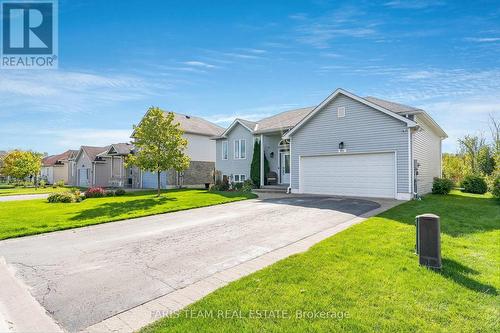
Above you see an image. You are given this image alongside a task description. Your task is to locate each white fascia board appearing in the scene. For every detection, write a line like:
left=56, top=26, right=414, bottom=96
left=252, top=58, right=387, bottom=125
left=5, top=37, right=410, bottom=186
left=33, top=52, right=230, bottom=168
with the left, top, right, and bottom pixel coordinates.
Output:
left=219, top=119, right=254, bottom=137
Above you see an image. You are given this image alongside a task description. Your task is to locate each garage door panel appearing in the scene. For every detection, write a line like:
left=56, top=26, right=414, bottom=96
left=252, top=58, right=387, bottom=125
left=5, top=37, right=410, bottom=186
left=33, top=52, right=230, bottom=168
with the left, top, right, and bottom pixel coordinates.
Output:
left=300, top=153, right=395, bottom=198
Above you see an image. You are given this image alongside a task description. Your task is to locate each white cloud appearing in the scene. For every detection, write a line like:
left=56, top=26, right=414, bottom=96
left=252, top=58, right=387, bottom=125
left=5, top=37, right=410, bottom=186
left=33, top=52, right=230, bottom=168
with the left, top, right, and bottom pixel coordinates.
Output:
left=464, top=37, right=500, bottom=43
left=42, top=128, right=133, bottom=149
left=291, top=7, right=379, bottom=48
left=0, top=69, right=171, bottom=114
left=384, top=0, right=445, bottom=9
left=183, top=61, right=216, bottom=68
left=204, top=103, right=302, bottom=125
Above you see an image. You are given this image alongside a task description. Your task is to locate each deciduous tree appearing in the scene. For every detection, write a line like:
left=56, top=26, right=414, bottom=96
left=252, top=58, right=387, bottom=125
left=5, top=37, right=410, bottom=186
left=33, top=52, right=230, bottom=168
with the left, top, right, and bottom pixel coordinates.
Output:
left=126, top=107, right=190, bottom=196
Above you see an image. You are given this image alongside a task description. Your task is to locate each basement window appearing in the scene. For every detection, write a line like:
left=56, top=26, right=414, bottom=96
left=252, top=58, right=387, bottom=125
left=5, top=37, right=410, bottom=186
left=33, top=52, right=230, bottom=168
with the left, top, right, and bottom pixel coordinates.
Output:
left=337, top=106, right=346, bottom=118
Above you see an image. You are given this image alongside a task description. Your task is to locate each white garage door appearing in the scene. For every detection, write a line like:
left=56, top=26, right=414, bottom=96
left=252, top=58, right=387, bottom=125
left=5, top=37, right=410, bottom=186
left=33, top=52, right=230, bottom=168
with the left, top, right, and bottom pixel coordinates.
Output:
left=300, top=153, right=396, bottom=198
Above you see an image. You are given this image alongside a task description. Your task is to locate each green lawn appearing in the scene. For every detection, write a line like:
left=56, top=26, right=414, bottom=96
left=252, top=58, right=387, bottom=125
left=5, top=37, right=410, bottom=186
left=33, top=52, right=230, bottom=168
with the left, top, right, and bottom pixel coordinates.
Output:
left=143, top=191, right=500, bottom=333
left=0, top=186, right=78, bottom=196
left=0, top=189, right=256, bottom=240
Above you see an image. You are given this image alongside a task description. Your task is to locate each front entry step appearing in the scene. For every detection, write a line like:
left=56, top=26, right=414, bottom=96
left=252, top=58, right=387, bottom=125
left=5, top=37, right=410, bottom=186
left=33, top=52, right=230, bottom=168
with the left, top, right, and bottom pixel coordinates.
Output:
left=253, top=185, right=289, bottom=193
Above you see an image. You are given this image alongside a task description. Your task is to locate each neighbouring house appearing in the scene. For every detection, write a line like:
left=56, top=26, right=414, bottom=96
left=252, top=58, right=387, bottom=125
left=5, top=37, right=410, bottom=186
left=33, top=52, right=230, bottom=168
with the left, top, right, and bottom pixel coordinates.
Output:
left=74, top=145, right=110, bottom=187
left=214, top=88, right=447, bottom=200
left=133, top=111, right=224, bottom=189
left=95, top=143, right=140, bottom=188
left=41, top=150, right=79, bottom=185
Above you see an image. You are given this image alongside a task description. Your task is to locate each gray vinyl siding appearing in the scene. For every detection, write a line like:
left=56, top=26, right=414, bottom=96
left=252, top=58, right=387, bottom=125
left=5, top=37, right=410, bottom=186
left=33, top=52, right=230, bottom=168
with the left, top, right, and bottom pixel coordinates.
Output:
left=215, top=123, right=255, bottom=180
left=290, top=94, right=410, bottom=194
left=263, top=134, right=282, bottom=176
left=75, top=151, right=92, bottom=187
left=413, top=114, right=442, bottom=195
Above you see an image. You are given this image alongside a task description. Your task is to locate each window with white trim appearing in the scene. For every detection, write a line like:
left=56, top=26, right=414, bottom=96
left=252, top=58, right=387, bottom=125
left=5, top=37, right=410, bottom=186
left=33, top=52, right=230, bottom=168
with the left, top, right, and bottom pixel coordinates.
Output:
left=233, top=174, right=246, bottom=183
left=222, top=141, right=228, bottom=160
left=337, top=106, right=346, bottom=118
left=234, top=139, right=246, bottom=159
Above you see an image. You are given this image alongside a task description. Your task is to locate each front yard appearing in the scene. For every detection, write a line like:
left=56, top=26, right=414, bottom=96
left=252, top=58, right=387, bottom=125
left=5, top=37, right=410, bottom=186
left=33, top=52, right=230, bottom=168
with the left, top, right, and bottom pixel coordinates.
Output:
left=0, top=189, right=256, bottom=240
left=0, top=185, right=79, bottom=196
left=143, top=191, right=499, bottom=332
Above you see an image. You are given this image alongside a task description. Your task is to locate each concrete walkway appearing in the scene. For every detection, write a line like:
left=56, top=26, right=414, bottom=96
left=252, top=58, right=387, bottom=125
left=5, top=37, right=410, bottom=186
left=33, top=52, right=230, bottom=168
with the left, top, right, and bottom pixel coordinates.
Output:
left=0, top=193, right=49, bottom=202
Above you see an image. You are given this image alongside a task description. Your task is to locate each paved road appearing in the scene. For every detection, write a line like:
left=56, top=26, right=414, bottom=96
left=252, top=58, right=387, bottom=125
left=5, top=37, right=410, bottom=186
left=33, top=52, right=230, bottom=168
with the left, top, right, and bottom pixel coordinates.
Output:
left=0, top=193, right=49, bottom=202
left=0, top=196, right=380, bottom=332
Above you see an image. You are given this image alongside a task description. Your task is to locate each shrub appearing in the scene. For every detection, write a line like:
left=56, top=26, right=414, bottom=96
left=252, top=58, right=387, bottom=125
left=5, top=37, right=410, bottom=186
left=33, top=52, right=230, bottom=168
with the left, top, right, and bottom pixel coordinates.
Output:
left=461, top=175, right=488, bottom=194
left=233, top=182, right=243, bottom=191
left=84, top=187, right=106, bottom=198
left=492, top=176, right=500, bottom=200
left=39, top=180, right=46, bottom=188
left=431, top=177, right=454, bottom=195
left=55, top=180, right=65, bottom=187
left=242, top=179, right=254, bottom=192
left=105, top=190, right=115, bottom=197
left=47, top=192, right=75, bottom=203
left=209, top=179, right=230, bottom=192
left=115, top=188, right=126, bottom=196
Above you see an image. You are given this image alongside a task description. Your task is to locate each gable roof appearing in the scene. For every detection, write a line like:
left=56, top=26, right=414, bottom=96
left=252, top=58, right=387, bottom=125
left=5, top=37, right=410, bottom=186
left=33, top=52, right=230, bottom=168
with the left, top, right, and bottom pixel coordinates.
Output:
left=98, top=143, right=135, bottom=157
left=42, top=149, right=78, bottom=167
left=133, top=110, right=224, bottom=138
left=364, top=96, right=447, bottom=138
left=255, top=107, right=314, bottom=134
left=215, top=107, right=315, bottom=139
left=364, top=96, right=423, bottom=114
left=76, top=145, right=110, bottom=163
left=283, top=88, right=418, bottom=139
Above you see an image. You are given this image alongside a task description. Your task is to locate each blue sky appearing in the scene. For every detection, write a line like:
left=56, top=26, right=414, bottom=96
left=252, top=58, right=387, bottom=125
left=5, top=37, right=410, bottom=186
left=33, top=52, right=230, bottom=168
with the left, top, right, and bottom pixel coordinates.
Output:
left=1, top=0, right=499, bottom=154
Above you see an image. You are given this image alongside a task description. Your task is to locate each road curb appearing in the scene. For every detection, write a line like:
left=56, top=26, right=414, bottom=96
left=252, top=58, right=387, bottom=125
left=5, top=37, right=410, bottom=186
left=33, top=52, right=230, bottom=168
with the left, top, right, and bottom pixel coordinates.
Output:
left=0, top=257, right=63, bottom=333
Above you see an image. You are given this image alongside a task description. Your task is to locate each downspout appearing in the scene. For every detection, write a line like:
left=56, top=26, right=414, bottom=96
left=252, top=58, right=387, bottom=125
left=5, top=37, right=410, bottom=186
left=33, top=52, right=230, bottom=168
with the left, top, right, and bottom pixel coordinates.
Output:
left=260, top=134, right=264, bottom=187
left=287, top=136, right=292, bottom=194
left=92, top=162, right=96, bottom=186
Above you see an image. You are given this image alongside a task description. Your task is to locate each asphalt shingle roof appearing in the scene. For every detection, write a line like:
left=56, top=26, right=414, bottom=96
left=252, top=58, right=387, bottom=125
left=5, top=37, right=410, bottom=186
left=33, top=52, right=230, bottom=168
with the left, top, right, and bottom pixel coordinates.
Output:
left=81, top=146, right=110, bottom=161
left=42, top=149, right=78, bottom=166
left=255, top=107, right=315, bottom=133
left=167, top=112, right=224, bottom=137
left=364, top=96, right=422, bottom=114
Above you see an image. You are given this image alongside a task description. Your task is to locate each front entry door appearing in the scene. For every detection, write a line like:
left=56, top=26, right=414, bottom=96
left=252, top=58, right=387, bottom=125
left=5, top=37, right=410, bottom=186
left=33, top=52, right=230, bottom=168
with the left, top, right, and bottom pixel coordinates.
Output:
left=280, top=152, right=290, bottom=184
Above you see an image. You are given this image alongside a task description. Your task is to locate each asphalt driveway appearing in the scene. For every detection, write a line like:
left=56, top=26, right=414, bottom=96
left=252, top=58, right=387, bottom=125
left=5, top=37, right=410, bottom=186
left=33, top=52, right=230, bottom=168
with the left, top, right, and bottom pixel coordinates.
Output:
left=0, top=195, right=381, bottom=332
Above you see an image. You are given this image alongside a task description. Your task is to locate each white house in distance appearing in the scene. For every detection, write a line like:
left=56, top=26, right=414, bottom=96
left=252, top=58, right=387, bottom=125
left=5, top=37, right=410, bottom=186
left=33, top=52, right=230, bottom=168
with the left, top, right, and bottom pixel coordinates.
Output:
left=213, top=88, right=447, bottom=200
left=41, top=149, right=78, bottom=184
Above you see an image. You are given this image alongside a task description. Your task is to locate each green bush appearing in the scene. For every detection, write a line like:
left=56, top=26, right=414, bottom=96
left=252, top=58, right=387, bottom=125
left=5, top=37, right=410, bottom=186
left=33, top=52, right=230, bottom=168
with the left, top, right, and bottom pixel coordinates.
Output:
left=432, top=177, right=454, bottom=194
left=115, top=188, right=126, bottom=196
left=242, top=179, right=254, bottom=192
left=209, top=179, right=230, bottom=192
left=39, top=180, right=46, bottom=188
left=232, top=182, right=242, bottom=191
left=47, top=192, right=75, bottom=203
left=461, top=175, right=488, bottom=194
left=105, top=190, right=115, bottom=197
left=54, top=180, right=65, bottom=187
left=491, top=176, right=500, bottom=200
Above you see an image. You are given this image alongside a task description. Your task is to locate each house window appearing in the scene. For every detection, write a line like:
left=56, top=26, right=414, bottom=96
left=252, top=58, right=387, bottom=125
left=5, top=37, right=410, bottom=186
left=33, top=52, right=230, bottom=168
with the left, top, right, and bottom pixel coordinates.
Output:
left=222, top=141, right=228, bottom=160
left=234, top=139, right=246, bottom=159
left=337, top=106, right=346, bottom=118
left=233, top=174, right=246, bottom=183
